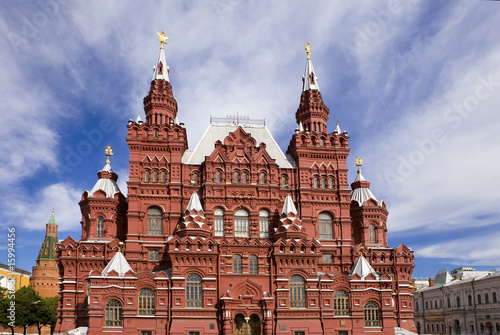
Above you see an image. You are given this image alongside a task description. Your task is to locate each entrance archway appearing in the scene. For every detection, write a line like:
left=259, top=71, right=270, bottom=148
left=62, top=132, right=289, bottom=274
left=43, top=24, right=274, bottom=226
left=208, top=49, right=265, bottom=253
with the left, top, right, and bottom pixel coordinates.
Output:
left=234, top=313, right=261, bottom=335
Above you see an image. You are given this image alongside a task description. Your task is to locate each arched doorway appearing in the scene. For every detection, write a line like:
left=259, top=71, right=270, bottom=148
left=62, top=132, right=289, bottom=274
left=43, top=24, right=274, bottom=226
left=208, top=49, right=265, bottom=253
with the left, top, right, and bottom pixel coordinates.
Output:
left=234, top=313, right=261, bottom=335
left=453, top=320, right=461, bottom=334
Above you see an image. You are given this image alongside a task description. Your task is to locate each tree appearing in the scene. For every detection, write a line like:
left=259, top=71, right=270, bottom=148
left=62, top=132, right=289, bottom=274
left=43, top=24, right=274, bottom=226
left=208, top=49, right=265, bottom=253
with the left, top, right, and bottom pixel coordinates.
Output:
left=0, top=286, right=41, bottom=335
left=34, top=296, right=58, bottom=335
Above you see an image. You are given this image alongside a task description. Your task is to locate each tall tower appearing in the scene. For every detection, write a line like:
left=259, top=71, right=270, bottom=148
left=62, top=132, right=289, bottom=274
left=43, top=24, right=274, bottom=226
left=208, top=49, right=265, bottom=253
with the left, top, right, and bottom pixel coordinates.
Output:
left=30, top=211, right=59, bottom=297
left=295, top=42, right=330, bottom=133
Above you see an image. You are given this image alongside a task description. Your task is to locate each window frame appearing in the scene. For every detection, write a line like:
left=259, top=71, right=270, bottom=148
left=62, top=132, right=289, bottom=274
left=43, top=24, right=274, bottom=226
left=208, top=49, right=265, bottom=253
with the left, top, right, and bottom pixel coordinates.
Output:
left=147, top=208, right=162, bottom=236
left=138, top=288, right=155, bottom=316
left=105, top=299, right=122, bottom=327
left=186, top=274, right=202, bottom=308
left=289, top=275, right=306, bottom=308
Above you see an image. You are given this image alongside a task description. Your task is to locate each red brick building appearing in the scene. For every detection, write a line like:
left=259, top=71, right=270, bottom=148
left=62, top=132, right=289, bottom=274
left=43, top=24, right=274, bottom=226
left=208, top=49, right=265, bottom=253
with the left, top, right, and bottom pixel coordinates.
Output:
left=55, top=35, right=416, bottom=335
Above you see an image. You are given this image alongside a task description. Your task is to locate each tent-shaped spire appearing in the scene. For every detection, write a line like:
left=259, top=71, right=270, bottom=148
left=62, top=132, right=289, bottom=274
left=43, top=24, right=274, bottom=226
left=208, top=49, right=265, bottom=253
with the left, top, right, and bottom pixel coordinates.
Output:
left=187, top=191, right=203, bottom=212
left=281, top=194, right=298, bottom=215
left=349, top=254, right=379, bottom=280
left=37, top=211, right=58, bottom=261
left=302, top=41, right=319, bottom=91
left=102, top=251, right=134, bottom=277
left=152, top=30, right=170, bottom=81
left=335, top=121, right=341, bottom=134
left=88, top=146, right=122, bottom=199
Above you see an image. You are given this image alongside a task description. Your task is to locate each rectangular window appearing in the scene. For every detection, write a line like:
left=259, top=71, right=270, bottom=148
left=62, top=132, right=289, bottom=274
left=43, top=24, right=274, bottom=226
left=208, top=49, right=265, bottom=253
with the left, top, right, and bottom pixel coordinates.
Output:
left=323, top=254, right=333, bottom=263
left=338, top=332, right=348, bottom=335
left=149, top=250, right=159, bottom=261
left=294, top=332, right=305, bottom=335
left=141, top=331, right=152, bottom=335
left=493, top=292, right=497, bottom=303
left=485, top=293, right=489, bottom=304
left=478, top=294, right=482, bottom=304
left=189, top=332, right=200, bottom=335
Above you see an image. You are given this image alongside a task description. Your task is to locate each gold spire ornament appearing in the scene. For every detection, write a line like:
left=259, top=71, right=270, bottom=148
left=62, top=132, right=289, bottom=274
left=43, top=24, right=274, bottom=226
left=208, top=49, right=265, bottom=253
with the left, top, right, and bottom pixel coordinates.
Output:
left=105, top=145, right=113, bottom=164
left=157, top=30, right=169, bottom=49
left=355, top=156, right=363, bottom=172
left=304, top=41, right=311, bottom=59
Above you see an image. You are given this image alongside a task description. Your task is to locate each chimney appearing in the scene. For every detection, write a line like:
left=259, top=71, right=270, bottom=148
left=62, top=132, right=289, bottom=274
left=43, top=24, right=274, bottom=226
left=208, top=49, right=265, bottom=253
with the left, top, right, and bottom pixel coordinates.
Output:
left=429, top=278, right=434, bottom=287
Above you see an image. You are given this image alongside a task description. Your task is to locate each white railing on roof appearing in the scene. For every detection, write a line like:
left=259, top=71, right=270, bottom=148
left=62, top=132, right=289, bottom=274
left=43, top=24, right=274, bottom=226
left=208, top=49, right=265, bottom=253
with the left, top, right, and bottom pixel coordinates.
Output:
left=210, top=114, right=265, bottom=127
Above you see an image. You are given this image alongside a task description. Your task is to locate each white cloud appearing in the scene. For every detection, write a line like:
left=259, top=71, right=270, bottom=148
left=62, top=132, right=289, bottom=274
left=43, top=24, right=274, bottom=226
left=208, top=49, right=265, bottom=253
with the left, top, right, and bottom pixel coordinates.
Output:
left=416, top=232, right=500, bottom=266
left=2, top=183, right=82, bottom=232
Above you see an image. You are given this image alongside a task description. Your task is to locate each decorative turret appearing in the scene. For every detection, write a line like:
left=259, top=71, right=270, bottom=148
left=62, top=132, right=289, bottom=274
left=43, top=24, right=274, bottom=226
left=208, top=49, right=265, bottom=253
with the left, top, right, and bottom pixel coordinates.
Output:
left=295, top=42, right=329, bottom=133
left=350, top=156, right=388, bottom=246
left=175, top=192, right=211, bottom=237
left=349, top=254, right=380, bottom=281
left=274, top=194, right=307, bottom=239
left=80, top=146, right=127, bottom=241
left=143, top=30, right=178, bottom=125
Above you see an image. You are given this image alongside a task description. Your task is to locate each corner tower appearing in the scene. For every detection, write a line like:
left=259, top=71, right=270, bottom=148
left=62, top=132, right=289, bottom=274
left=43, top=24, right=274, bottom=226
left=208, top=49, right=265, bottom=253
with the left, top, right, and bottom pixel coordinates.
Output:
left=30, top=211, right=59, bottom=297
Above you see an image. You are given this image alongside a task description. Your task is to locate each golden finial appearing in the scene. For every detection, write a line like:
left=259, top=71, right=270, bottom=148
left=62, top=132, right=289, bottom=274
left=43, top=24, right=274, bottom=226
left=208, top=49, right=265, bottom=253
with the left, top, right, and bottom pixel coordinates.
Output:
left=105, top=145, right=113, bottom=164
left=304, top=41, right=311, bottom=60
left=157, top=30, right=169, bottom=49
left=355, top=156, right=363, bottom=172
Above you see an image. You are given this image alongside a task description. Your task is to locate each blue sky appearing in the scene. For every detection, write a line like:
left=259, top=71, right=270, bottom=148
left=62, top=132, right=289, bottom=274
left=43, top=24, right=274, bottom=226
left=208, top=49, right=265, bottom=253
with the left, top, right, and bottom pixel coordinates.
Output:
left=1, top=1, right=499, bottom=278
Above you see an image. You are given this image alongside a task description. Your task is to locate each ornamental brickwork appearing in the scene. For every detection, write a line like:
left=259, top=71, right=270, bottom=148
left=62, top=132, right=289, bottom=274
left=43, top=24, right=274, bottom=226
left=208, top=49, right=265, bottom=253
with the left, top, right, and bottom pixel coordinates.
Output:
left=55, top=35, right=416, bottom=335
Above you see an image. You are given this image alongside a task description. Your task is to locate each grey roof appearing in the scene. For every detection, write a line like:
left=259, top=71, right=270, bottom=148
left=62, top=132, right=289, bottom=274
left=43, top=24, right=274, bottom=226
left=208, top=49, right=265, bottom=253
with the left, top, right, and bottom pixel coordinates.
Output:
left=351, top=170, right=383, bottom=207
left=87, top=161, right=122, bottom=199
left=183, top=124, right=296, bottom=168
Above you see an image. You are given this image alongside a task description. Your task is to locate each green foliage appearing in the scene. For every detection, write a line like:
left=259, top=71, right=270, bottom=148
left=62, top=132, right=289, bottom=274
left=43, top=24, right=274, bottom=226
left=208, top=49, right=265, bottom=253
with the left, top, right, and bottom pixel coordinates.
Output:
left=0, top=286, right=58, bottom=334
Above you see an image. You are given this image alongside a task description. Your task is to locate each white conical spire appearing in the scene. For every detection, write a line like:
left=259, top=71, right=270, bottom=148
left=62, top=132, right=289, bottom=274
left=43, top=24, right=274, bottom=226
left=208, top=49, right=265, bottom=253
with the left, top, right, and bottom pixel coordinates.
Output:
left=299, top=121, right=304, bottom=131
left=350, top=254, right=379, bottom=280
left=136, top=114, right=143, bottom=123
left=335, top=121, right=341, bottom=134
left=187, top=191, right=204, bottom=212
left=102, top=251, right=134, bottom=277
left=153, top=31, right=170, bottom=81
left=281, top=194, right=298, bottom=215
left=302, top=42, right=319, bottom=92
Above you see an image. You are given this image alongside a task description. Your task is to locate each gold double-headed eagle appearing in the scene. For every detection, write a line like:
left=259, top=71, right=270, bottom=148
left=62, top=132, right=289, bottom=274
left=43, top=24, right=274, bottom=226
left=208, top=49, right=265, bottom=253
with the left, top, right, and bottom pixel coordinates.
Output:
left=157, top=30, right=169, bottom=49
left=304, top=41, right=311, bottom=59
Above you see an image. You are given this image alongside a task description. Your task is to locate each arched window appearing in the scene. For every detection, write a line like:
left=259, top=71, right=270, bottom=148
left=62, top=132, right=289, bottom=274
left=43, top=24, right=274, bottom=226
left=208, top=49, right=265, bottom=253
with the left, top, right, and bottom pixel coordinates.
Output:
left=290, top=275, right=305, bottom=308
left=186, top=274, right=202, bottom=308
left=161, top=171, right=166, bottom=183
left=319, top=213, right=333, bottom=240
left=493, top=291, right=497, bottom=303
left=468, top=294, right=473, bottom=306
left=234, top=209, right=249, bottom=237
left=214, top=209, right=224, bottom=237
left=369, top=225, right=376, bottom=243
left=242, top=172, right=248, bottom=183
left=456, top=296, right=460, bottom=307
left=216, top=170, right=222, bottom=183
left=364, top=301, right=380, bottom=327
left=334, top=290, right=349, bottom=315
left=259, top=210, right=269, bottom=238
left=147, top=208, right=162, bottom=236
left=97, top=216, right=104, bottom=238
left=249, top=255, right=258, bottom=275
left=234, top=171, right=240, bottom=183
left=153, top=170, right=158, bottom=182
left=233, top=255, right=242, bottom=274
left=485, top=293, right=489, bottom=304
left=260, top=172, right=266, bottom=184
left=447, top=297, right=451, bottom=308
left=105, top=299, right=122, bottom=327
left=138, top=289, right=155, bottom=315
left=321, top=177, right=326, bottom=189
left=145, top=170, right=150, bottom=182
left=192, top=172, right=199, bottom=186
left=281, top=176, right=288, bottom=188
left=328, top=177, right=334, bottom=189
left=313, top=176, right=319, bottom=189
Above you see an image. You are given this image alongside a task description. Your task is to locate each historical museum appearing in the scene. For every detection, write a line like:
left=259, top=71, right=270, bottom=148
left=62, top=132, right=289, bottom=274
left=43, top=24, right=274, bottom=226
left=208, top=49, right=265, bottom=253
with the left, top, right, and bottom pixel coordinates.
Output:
left=55, top=32, right=416, bottom=335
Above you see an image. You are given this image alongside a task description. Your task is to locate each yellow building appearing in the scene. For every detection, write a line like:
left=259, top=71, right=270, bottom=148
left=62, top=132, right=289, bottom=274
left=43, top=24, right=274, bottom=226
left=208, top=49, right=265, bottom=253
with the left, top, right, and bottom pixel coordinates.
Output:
left=0, top=263, right=31, bottom=291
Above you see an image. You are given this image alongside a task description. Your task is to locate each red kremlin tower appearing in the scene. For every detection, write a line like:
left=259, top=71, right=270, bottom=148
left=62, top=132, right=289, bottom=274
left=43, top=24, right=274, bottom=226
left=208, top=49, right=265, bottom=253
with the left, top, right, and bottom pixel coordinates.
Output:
left=55, top=34, right=415, bottom=335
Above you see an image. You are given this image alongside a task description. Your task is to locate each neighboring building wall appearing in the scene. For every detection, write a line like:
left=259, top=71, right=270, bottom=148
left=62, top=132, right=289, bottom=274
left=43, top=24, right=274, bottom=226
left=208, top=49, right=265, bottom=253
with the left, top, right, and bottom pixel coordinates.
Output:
left=414, top=269, right=500, bottom=335
left=0, top=263, right=30, bottom=291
